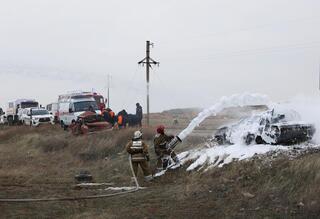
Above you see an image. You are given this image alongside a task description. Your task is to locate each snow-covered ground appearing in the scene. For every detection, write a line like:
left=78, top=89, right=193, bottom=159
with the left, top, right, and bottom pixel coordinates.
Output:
left=175, top=93, right=320, bottom=172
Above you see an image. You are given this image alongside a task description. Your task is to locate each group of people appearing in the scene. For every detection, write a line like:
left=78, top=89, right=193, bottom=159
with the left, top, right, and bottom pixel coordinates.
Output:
left=102, top=103, right=143, bottom=128
left=126, top=125, right=181, bottom=182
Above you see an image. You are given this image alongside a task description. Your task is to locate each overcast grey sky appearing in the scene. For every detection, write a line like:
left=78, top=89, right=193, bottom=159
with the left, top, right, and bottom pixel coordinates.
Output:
left=1, top=0, right=320, bottom=113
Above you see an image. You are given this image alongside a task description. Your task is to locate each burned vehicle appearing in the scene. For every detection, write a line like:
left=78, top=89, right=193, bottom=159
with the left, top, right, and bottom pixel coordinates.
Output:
left=214, top=109, right=315, bottom=145
left=70, top=111, right=112, bottom=135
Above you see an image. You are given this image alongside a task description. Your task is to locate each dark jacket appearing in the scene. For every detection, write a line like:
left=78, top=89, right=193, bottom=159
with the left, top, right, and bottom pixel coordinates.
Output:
left=126, top=139, right=149, bottom=162
left=154, top=133, right=174, bottom=156
left=136, top=105, right=143, bottom=119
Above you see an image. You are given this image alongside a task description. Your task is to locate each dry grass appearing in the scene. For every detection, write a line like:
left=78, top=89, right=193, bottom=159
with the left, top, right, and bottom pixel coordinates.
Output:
left=1, top=120, right=320, bottom=218
left=35, top=136, right=69, bottom=152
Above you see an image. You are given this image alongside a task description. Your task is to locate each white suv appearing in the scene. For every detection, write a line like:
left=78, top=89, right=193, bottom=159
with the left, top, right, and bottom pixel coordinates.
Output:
left=21, top=108, right=55, bottom=127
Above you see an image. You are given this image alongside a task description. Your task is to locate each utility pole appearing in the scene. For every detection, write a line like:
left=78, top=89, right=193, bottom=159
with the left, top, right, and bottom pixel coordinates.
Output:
left=107, top=74, right=111, bottom=108
left=138, top=41, right=159, bottom=126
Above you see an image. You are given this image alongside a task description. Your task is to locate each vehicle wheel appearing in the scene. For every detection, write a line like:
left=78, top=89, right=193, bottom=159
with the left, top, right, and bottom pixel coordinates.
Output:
left=61, top=121, right=68, bottom=131
left=255, top=136, right=266, bottom=144
left=245, top=133, right=255, bottom=145
left=8, top=117, right=13, bottom=126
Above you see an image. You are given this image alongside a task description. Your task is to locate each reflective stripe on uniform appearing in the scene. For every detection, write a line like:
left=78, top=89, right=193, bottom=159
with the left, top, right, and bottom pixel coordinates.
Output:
left=132, top=141, right=142, bottom=146
left=131, top=154, right=146, bottom=161
left=131, top=146, right=143, bottom=149
left=131, top=141, right=143, bottom=149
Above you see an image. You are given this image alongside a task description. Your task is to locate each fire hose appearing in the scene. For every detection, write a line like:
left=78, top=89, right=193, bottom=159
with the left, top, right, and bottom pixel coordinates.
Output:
left=0, top=156, right=141, bottom=203
left=0, top=135, right=183, bottom=203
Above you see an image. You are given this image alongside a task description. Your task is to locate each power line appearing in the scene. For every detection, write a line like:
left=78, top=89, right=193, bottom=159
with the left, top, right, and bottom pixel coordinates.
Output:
left=162, top=40, right=320, bottom=63
left=158, top=16, right=320, bottom=46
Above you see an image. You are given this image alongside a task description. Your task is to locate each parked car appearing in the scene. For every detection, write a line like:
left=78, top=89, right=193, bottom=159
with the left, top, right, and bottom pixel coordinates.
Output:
left=0, top=114, right=7, bottom=125
left=20, top=108, right=55, bottom=127
left=213, top=109, right=315, bottom=145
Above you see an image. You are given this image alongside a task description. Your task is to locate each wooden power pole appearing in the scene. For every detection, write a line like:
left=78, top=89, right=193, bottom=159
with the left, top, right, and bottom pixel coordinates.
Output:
left=138, top=41, right=159, bottom=126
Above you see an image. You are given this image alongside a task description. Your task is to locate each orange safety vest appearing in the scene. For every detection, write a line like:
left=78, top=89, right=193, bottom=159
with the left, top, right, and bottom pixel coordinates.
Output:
left=118, top=115, right=123, bottom=125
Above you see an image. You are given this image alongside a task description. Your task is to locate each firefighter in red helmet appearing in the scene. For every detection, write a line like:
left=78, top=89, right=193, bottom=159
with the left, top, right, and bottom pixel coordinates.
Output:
left=154, top=125, right=180, bottom=173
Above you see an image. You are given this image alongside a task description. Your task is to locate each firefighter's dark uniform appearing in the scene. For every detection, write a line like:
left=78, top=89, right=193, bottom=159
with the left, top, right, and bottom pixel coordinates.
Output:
left=126, top=139, right=152, bottom=181
left=154, top=133, right=179, bottom=171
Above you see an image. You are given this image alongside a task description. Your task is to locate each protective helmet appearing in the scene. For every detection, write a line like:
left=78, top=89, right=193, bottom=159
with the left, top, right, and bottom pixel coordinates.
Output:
left=133, top=130, right=143, bottom=139
left=156, top=125, right=165, bottom=134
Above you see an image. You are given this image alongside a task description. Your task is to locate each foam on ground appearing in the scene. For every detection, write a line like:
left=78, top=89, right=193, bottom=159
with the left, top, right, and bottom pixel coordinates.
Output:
left=178, top=93, right=269, bottom=140
left=176, top=93, right=319, bottom=172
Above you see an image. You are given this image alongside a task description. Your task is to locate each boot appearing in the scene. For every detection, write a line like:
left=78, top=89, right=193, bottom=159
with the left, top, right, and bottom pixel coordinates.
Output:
left=144, top=175, right=153, bottom=182
left=172, top=156, right=181, bottom=168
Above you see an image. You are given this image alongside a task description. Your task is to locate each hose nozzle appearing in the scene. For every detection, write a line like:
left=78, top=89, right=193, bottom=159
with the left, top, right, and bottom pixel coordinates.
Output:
left=167, top=136, right=182, bottom=150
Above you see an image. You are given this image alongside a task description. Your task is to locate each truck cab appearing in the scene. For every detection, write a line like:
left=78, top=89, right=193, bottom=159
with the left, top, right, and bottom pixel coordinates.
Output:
left=58, top=97, right=101, bottom=129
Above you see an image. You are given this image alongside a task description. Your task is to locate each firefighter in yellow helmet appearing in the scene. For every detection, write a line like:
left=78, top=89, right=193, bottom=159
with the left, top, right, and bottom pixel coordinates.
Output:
left=126, top=130, right=153, bottom=182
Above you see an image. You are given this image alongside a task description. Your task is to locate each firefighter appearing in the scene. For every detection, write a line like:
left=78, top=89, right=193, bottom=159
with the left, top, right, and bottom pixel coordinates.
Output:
left=117, top=113, right=124, bottom=129
left=126, top=131, right=153, bottom=182
left=154, top=125, right=180, bottom=173
left=108, top=108, right=115, bottom=125
left=103, top=108, right=115, bottom=125
left=102, top=108, right=109, bottom=121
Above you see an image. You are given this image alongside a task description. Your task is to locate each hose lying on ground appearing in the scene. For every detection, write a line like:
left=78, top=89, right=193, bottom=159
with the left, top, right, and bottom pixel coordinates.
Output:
left=0, top=156, right=141, bottom=203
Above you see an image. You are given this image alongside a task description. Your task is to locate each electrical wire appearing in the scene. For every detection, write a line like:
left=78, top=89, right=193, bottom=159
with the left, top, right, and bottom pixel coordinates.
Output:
left=158, top=15, right=320, bottom=46
left=163, top=41, right=320, bottom=63
left=153, top=69, right=179, bottom=110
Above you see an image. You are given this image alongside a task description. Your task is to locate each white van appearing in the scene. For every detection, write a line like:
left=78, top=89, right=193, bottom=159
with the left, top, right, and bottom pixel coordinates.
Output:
left=58, top=97, right=101, bottom=129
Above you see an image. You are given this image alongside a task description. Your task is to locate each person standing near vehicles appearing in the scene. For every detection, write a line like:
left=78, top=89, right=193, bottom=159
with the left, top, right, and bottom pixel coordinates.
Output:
left=136, top=103, right=143, bottom=127
left=107, top=108, right=115, bottom=125
left=126, top=131, right=153, bottom=182
left=154, top=125, right=180, bottom=173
